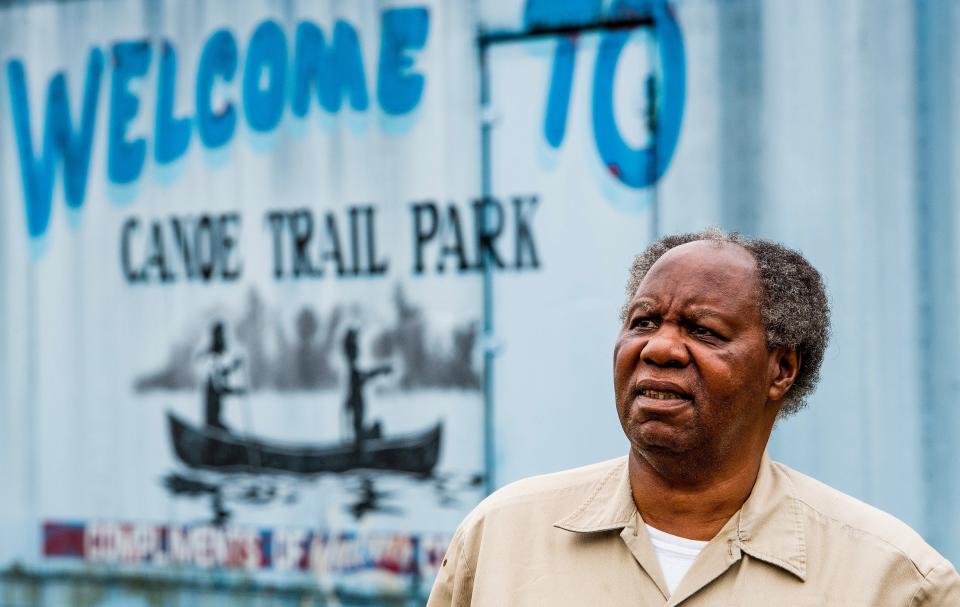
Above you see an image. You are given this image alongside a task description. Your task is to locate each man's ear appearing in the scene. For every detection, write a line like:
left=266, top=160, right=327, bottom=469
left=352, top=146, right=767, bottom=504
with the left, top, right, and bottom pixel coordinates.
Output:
left=768, top=347, right=800, bottom=402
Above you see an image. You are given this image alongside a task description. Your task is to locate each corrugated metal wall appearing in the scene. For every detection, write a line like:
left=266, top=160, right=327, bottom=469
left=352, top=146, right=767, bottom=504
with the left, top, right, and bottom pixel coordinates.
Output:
left=481, top=0, right=960, bottom=567
left=1, top=0, right=958, bottom=604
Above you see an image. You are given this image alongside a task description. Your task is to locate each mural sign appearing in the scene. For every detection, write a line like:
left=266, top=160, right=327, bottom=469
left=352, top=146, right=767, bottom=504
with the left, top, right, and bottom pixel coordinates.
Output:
left=0, top=0, right=505, bottom=596
left=0, top=0, right=684, bottom=600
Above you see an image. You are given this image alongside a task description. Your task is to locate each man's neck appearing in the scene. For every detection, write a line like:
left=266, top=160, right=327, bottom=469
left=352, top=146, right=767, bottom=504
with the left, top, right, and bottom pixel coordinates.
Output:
left=628, top=447, right=766, bottom=541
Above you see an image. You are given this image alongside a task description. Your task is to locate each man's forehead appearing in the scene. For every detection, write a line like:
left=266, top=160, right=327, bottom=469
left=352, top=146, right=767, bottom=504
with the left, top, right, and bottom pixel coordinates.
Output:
left=657, top=239, right=755, bottom=267
left=643, top=240, right=758, bottom=285
left=628, top=241, right=762, bottom=316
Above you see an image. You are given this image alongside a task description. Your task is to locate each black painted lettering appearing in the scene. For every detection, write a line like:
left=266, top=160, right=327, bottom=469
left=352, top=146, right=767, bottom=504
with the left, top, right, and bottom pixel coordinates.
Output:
left=472, top=197, right=506, bottom=270
left=348, top=206, right=362, bottom=275
left=145, top=221, right=175, bottom=282
left=290, top=209, right=317, bottom=278
left=437, top=204, right=469, bottom=273
left=412, top=201, right=438, bottom=274
left=266, top=211, right=287, bottom=278
left=194, top=216, right=216, bottom=281
left=170, top=216, right=197, bottom=279
left=319, top=212, right=345, bottom=276
left=364, top=206, right=388, bottom=275
left=513, top=195, right=540, bottom=269
left=120, top=217, right=145, bottom=283
left=220, top=213, right=242, bottom=281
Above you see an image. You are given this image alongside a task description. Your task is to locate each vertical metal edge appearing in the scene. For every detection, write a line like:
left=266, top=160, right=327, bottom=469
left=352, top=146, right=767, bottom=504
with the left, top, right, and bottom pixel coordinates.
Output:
left=478, top=37, right=496, bottom=497
left=915, top=0, right=959, bottom=563
left=645, top=29, right=660, bottom=242
left=0, top=13, right=10, bottom=575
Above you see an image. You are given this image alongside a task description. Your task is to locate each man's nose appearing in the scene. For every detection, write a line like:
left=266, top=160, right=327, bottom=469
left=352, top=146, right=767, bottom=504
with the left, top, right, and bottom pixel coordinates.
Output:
left=640, top=325, right=690, bottom=367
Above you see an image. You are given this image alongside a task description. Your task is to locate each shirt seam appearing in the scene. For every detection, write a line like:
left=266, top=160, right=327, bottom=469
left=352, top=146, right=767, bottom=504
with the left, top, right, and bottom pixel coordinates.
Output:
left=793, top=496, right=929, bottom=578
left=791, top=493, right=807, bottom=569
left=450, top=525, right=468, bottom=573
left=477, top=476, right=610, bottom=524
left=906, top=559, right=949, bottom=607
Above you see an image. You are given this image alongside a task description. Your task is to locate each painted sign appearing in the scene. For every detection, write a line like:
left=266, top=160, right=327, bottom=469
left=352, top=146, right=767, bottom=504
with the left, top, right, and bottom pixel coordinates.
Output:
left=0, top=0, right=683, bottom=601
left=0, top=1, right=501, bottom=595
left=44, top=521, right=448, bottom=578
left=7, top=7, right=430, bottom=242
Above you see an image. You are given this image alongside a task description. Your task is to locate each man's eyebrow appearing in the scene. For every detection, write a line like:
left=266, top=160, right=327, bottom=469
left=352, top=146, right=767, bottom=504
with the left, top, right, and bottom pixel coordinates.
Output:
left=626, top=299, right=656, bottom=315
left=688, top=308, right=724, bottom=321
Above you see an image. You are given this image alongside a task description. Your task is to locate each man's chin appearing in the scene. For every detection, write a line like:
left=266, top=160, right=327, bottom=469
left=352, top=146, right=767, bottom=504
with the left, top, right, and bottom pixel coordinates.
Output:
left=632, top=421, right=698, bottom=455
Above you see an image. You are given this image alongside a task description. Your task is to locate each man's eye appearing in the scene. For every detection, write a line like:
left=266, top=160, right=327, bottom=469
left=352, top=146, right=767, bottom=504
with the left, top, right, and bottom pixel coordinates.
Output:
left=630, top=318, right=657, bottom=330
left=691, top=325, right=716, bottom=338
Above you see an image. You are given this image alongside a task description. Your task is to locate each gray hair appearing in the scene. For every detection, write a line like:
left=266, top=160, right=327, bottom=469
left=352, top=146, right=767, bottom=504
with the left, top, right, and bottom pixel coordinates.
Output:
left=620, top=228, right=830, bottom=416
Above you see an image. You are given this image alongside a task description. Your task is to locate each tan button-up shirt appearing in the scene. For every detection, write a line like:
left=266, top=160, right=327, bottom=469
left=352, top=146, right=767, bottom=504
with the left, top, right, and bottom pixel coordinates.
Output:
left=427, top=456, right=960, bottom=606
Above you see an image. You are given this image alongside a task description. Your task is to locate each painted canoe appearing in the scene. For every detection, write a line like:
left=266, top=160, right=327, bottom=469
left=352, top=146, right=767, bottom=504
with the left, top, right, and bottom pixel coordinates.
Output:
left=167, top=412, right=441, bottom=476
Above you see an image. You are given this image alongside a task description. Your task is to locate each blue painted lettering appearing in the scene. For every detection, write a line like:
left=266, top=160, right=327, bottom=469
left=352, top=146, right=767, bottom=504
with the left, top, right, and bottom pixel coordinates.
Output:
left=291, top=20, right=368, bottom=116
left=377, top=7, right=429, bottom=116
left=592, top=0, right=685, bottom=187
left=109, top=41, right=151, bottom=184
left=523, top=0, right=601, bottom=28
left=155, top=40, right=192, bottom=165
left=525, top=0, right=685, bottom=189
left=526, top=0, right=599, bottom=147
left=243, top=20, right=287, bottom=132
left=6, top=48, right=103, bottom=238
left=543, top=38, right=576, bottom=149
left=9, top=8, right=434, bottom=243
left=196, top=29, right=238, bottom=149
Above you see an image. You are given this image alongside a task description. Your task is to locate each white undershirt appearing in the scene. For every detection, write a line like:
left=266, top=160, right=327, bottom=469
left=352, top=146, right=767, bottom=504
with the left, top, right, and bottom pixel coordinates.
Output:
left=645, top=524, right=708, bottom=595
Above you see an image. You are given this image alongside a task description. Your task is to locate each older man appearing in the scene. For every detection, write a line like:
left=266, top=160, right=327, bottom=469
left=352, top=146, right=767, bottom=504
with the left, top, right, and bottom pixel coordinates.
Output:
left=427, top=230, right=960, bottom=606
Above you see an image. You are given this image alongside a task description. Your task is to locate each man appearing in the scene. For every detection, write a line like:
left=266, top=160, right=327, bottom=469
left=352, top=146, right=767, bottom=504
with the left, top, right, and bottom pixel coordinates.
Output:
left=427, top=229, right=960, bottom=605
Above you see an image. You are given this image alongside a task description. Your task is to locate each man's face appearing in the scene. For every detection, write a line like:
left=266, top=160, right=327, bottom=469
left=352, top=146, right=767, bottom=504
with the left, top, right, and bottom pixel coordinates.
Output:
left=614, top=241, right=780, bottom=466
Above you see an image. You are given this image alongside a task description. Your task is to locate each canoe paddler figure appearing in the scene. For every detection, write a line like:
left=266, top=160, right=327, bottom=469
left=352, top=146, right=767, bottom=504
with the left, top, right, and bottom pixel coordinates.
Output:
left=201, top=321, right=246, bottom=431
left=342, top=328, right=392, bottom=450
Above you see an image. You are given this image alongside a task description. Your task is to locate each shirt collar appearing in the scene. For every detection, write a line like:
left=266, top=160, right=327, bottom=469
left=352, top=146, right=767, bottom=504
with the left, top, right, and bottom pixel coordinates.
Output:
left=553, top=458, right=636, bottom=533
left=734, top=452, right=807, bottom=580
left=553, top=453, right=807, bottom=581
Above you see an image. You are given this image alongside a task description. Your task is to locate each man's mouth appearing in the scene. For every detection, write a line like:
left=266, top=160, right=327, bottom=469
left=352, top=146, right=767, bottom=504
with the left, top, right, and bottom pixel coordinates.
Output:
left=638, top=388, right=689, bottom=401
